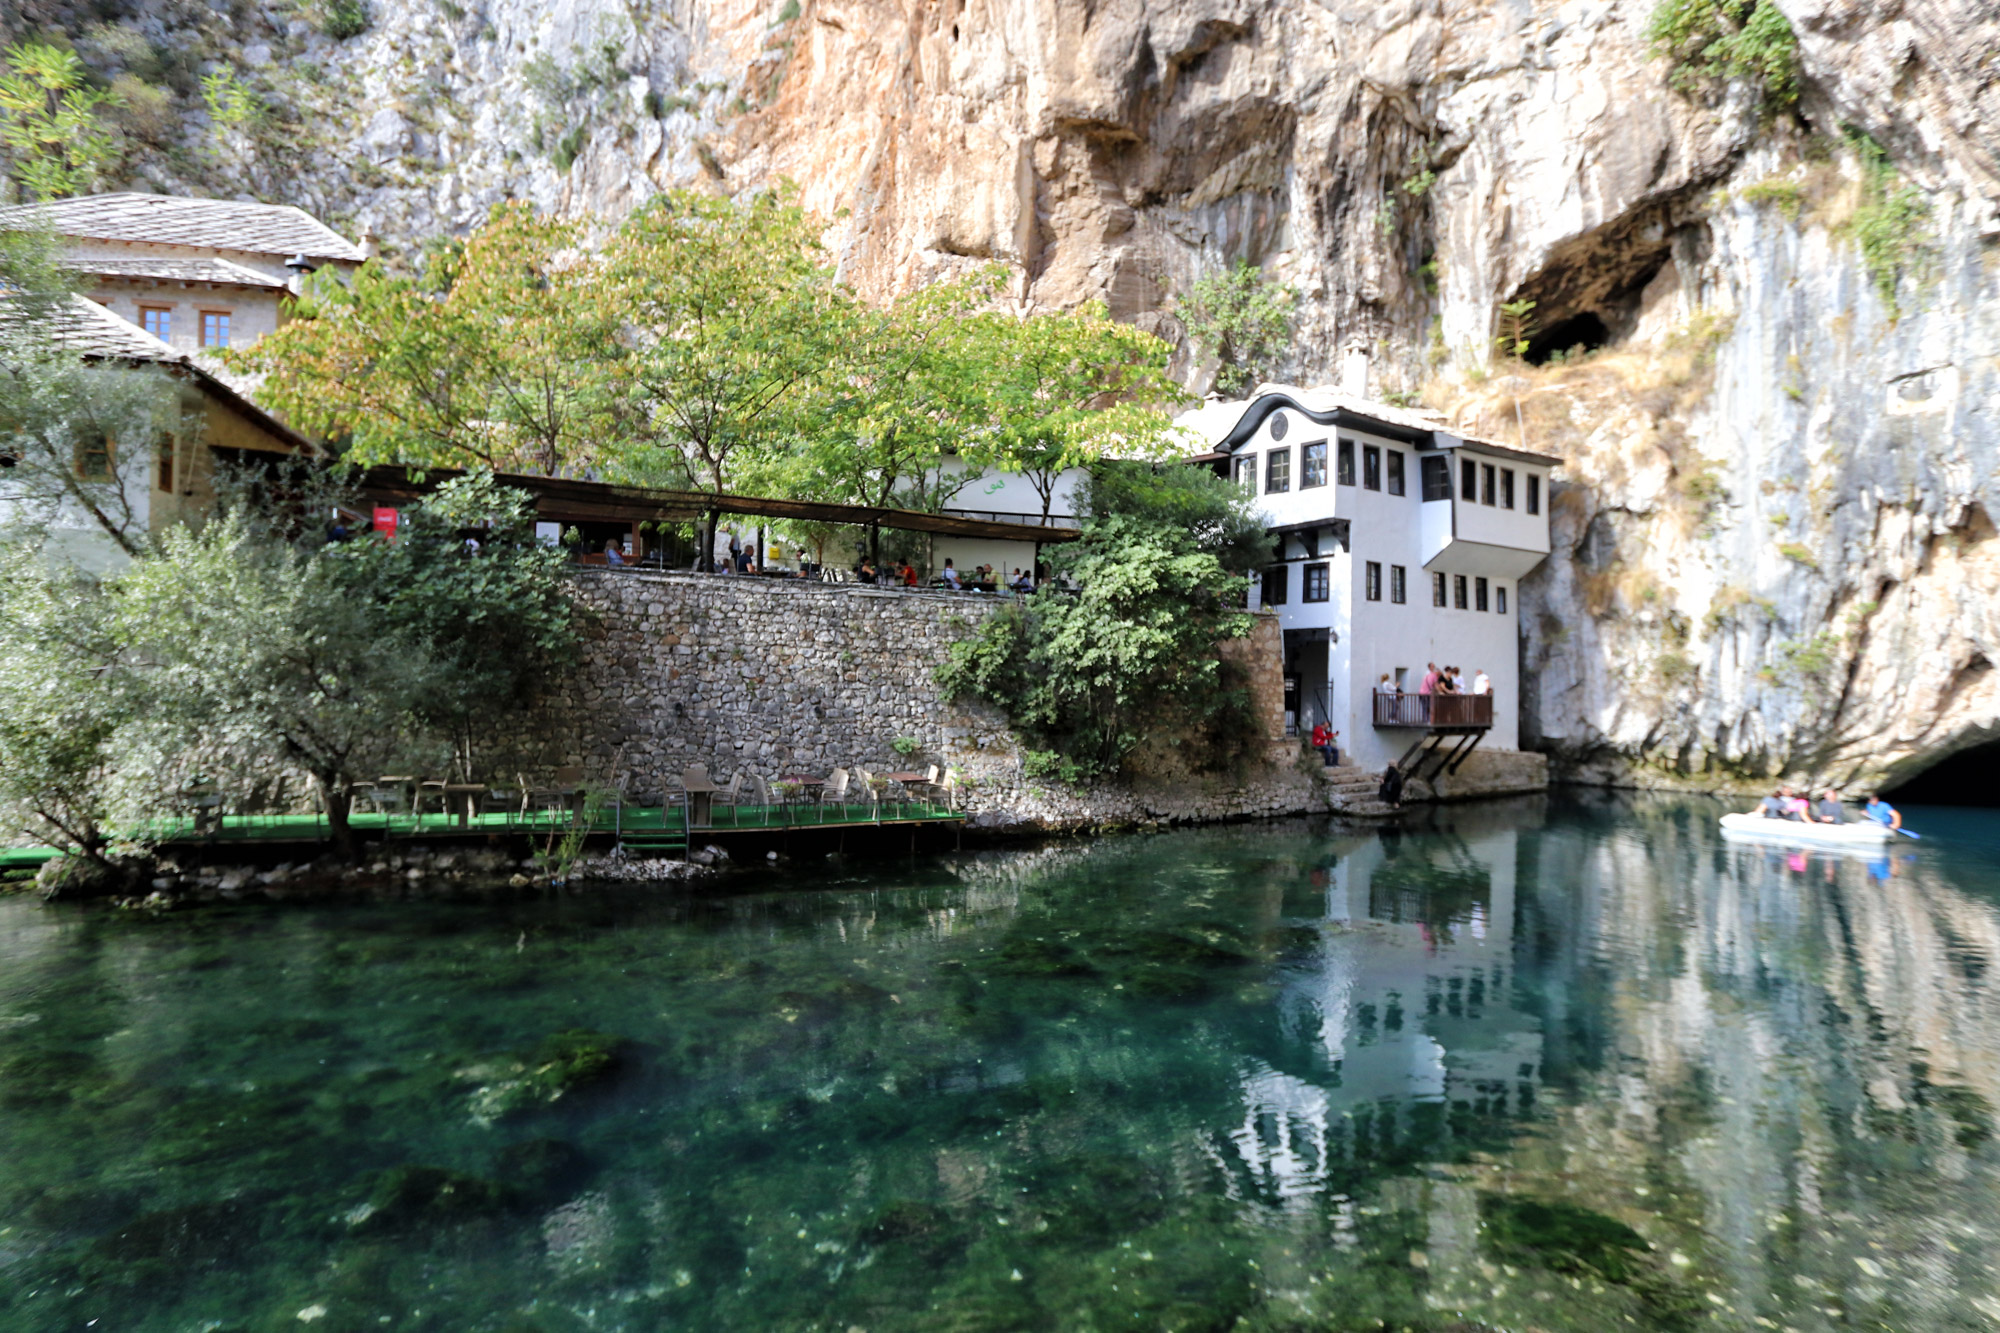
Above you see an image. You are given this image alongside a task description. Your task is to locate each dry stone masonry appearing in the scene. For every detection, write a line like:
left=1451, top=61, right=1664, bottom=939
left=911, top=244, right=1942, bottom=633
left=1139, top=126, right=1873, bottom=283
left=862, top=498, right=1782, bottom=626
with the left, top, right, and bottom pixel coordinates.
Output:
left=489, top=572, right=1335, bottom=832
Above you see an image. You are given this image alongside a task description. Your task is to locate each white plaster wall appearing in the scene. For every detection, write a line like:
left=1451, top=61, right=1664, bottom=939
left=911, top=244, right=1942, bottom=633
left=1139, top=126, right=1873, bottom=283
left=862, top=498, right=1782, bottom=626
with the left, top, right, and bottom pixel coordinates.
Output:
left=1234, top=410, right=1538, bottom=770
left=1448, top=453, right=1552, bottom=556
left=940, top=456, right=1087, bottom=523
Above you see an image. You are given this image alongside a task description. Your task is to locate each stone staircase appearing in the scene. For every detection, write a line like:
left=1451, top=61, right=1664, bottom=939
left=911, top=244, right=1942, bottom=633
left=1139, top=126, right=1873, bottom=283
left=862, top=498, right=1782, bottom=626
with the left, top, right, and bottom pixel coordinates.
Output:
left=1320, top=763, right=1404, bottom=819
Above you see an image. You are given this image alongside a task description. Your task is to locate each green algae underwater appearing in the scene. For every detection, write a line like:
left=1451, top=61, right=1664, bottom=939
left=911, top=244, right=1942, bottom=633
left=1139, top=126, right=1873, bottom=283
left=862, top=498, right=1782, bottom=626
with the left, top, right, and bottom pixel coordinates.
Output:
left=4, top=793, right=2000, bottom=1332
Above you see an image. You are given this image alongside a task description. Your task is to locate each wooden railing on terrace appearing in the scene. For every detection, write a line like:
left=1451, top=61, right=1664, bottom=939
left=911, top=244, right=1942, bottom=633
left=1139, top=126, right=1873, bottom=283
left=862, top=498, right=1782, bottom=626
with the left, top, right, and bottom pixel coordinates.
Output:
left=1372, top=691, right=1493, bottom=729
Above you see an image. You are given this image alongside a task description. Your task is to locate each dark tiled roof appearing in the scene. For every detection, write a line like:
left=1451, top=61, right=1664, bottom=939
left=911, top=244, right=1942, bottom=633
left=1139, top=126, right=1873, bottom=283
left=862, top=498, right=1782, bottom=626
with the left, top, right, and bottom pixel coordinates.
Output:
left=63, top=256, right=288, bottom=289
left=0, top=193, right=365, bottom=263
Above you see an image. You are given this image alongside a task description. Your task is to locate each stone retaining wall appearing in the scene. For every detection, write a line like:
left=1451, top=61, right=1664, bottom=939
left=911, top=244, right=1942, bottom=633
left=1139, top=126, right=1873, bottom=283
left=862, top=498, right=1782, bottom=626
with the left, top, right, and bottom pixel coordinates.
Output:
left=485, top=572, right=1329, bottom=831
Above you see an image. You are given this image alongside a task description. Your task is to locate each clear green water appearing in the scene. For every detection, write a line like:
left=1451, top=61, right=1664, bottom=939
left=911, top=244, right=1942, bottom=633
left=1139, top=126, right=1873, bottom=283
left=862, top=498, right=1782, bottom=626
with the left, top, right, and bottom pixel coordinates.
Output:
left=3, top=793, right=2000, bottom=1333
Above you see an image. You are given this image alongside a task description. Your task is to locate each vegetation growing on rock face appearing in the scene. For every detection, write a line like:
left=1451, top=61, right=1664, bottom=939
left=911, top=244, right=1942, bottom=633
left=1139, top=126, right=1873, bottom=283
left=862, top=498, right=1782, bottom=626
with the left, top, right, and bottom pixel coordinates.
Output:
left=937, top=463, right=1265, bottom=782
left=1842, top=130, right=1930, bottom=316
left=1177, top=260, right=1298, bottom=397
left=1646, top=0, right=1800, bottom=112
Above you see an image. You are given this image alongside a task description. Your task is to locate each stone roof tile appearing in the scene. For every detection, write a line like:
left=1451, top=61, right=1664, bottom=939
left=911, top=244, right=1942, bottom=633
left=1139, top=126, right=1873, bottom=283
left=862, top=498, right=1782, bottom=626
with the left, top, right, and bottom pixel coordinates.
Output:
left=0, top=194, right=365, bottom=263
left=63, top=256, right=289, bottom=289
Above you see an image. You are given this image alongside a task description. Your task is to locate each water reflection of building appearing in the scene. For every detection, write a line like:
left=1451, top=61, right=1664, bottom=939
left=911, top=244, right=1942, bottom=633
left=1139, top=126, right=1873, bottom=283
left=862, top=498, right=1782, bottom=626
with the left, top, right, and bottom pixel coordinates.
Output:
left=1218, top=818, right=1545, bottom=1208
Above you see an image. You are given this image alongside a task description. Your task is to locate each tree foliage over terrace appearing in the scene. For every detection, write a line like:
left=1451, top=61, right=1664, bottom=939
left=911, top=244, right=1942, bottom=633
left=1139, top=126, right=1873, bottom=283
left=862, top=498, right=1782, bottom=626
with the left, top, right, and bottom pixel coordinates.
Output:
left=236, top=189, right=1189, bottom=549
left=236, top=207, right=616, bottom=476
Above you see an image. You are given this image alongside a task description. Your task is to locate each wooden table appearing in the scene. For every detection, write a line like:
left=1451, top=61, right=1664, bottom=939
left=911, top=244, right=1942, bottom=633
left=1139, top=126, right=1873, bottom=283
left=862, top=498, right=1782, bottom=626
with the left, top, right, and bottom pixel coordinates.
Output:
left=681, top=776, right=718, bottom=828
left=421, top=781, right=489, bottom=828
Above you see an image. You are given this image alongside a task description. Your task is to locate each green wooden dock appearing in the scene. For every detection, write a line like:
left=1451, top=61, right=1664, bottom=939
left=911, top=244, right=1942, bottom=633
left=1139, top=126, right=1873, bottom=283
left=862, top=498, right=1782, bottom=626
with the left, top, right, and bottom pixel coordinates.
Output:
left=0, top=798, right=966, bottom=873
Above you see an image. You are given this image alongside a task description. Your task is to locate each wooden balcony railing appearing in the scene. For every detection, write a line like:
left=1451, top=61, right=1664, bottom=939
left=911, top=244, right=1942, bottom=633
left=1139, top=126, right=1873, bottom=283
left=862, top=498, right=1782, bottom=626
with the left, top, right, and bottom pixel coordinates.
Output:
left=1372, top=691, right=1493, bottom=729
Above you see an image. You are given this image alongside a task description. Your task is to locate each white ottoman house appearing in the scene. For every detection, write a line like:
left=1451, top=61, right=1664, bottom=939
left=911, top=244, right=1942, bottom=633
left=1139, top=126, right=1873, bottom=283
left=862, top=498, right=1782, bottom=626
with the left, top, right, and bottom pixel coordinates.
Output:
left=1181, top=386, right=1559, bottom=777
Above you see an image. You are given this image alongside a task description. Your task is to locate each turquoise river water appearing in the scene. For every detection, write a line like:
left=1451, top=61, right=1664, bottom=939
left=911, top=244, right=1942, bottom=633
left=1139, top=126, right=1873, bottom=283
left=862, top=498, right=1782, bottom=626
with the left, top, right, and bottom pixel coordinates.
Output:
left=4, top=793, right=2000, bottom=1332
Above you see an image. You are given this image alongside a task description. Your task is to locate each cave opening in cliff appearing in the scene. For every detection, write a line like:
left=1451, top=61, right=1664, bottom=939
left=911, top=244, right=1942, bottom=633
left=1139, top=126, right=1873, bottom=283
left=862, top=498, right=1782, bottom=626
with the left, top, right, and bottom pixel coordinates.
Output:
left=1881, top=737, right=2000, bottom=808
left=1524, top=312, right=1609, bottom=366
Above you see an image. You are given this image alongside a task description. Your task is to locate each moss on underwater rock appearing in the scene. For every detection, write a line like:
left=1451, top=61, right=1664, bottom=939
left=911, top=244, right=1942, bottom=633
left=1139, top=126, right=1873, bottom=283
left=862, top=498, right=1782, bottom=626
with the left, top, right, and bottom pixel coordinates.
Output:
left=494, top=1137, right=590, bottom=1201
left=1479, top=1193, right=1650, bottom=1283
left=348, top=1165, right=512, bottom=1234
left=462, top=1029, right=629, bottom=1122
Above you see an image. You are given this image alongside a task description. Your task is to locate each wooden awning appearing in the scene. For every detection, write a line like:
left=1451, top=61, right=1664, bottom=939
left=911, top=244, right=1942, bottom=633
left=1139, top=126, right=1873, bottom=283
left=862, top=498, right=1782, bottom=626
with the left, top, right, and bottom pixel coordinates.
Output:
left=353, top=464, right=1082, bottom=543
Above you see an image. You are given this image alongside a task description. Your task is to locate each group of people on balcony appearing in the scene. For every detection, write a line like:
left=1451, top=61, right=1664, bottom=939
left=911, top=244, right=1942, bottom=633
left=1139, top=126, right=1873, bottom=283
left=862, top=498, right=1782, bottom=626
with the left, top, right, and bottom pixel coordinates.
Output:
left=1369, top=663, right=1492, bottom=698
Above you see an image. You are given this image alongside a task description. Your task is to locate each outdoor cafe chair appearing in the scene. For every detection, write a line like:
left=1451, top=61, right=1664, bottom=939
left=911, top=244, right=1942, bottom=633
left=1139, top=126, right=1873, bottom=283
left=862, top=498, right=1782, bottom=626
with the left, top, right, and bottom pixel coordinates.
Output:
left=711, top=772, right=744, bottom=826
left=819, top=768, right=850, bottom=806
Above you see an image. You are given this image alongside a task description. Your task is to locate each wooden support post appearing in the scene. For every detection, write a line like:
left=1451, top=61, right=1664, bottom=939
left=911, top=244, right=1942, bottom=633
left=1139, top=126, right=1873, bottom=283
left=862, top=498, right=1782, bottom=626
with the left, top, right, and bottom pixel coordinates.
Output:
left=1445, top=730, right=1485, bottom=775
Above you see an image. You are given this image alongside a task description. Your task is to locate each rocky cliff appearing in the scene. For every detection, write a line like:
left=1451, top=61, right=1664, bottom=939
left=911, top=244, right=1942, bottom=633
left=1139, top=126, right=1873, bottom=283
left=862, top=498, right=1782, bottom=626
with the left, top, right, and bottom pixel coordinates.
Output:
left=12, top=0, right=1997, bottom=790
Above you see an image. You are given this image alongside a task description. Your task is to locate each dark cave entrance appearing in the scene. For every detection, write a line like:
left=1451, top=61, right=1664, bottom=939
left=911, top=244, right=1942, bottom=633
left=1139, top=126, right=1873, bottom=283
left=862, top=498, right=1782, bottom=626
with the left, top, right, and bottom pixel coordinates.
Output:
left=1881, top=738, right=2000, bottom=808
left=1524, top=311, right=1610, bottom=366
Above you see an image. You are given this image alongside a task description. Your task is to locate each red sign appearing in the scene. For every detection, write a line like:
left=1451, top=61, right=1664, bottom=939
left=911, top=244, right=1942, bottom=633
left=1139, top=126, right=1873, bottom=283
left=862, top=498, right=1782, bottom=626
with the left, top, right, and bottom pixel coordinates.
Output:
left=371, top=506, right=399, bottom=541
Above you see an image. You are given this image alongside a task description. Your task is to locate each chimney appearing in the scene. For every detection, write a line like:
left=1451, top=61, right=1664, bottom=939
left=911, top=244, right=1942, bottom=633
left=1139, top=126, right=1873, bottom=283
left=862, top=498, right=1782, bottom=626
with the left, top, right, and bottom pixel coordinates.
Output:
left=1340, top=341, right=1370, bottom=399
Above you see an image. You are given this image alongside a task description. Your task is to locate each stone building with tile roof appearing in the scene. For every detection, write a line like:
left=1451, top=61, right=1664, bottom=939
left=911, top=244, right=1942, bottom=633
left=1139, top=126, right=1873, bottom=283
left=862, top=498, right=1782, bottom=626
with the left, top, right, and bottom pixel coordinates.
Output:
left=0, top=193, right=367, bottom=361
left=2, top=291, right=318, bottom=570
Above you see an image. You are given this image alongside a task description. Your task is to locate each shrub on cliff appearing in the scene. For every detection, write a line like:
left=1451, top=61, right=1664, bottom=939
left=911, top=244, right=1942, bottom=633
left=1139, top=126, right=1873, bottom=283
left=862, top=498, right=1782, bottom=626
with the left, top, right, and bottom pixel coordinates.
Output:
left=937, top=464, right=1261, bottom=783
left=1178, top=261, right=1297, bottom=398
left=1647, top=0, right=1799, bottom=112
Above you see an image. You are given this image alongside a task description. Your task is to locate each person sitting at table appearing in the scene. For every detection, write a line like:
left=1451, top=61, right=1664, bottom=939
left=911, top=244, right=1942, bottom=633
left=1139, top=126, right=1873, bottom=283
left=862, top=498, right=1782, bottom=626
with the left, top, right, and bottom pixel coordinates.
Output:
left=941, top=558, right=961, bottom=589
left=603, top=538, right=625, bottom=567
left=900, top=560, right=918, bottom=587
left=1011, top=568, right=1033, bottom=593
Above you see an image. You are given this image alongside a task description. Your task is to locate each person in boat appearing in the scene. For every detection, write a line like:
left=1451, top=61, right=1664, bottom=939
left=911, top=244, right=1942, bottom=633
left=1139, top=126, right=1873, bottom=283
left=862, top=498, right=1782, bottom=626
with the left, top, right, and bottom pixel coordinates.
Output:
left=1862, top=793, right=1902, bottom=830
left=1813, top=788, right=1846, bottom=823
left=1782, top=789, right=1813, bottom=820
left=1753, top=787, right=1792, bottom=820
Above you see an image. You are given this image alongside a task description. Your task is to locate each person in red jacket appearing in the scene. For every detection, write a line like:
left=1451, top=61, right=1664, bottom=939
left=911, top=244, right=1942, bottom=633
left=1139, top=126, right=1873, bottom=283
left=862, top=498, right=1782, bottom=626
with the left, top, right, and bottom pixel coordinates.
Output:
left=1310, top=720, right=1334, bottom=766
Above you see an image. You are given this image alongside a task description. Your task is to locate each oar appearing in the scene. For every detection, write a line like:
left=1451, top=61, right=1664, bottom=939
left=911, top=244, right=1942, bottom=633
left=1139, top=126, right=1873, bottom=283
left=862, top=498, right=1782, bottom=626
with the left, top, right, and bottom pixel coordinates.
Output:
left=1893, top=827, right=1922, bottom=840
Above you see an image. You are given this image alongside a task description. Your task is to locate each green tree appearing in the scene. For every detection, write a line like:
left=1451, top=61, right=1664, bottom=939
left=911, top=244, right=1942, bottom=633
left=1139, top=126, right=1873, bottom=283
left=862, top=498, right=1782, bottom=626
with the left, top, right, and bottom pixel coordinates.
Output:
left=0, top=41, right=121, bottom=201
left=0, top=546, right=130, bottom=870
left=938, top=462, right=1259, bottom=781
left=959, top=302, right=1190, bottom=526
left=1178, top=261, right=1297, bottom=397
left=601, top=188, right=845, bottom=564
left=232, top=206, right=617, bottom=476
left=115, top=473, right=578, bottom=849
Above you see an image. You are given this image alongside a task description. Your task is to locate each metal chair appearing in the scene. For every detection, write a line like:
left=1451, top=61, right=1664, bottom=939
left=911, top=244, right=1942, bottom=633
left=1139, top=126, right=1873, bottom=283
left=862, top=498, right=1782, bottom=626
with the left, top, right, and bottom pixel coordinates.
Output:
left=819, top=768, right=850, bottom=808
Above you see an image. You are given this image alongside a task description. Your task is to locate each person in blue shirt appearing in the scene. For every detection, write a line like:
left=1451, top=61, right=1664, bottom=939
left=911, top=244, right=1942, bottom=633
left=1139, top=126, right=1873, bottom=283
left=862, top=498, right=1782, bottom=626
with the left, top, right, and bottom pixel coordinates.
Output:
left=1862, top=793, right=1901, bottom=830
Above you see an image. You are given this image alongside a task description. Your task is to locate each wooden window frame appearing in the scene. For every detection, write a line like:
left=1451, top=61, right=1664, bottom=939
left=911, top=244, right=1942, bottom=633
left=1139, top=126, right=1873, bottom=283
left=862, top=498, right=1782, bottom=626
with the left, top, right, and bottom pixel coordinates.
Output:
left=199, top=308, right=233, bottom=349
left=1300, top=440, right=1327, bottom=489
left=139, top=305, right=172, bottom=341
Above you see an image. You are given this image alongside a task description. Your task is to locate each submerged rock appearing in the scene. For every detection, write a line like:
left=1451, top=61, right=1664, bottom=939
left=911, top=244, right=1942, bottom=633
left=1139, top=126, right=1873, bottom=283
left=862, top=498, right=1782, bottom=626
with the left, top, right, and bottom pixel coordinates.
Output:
left=461, top=1029, right=629, bottom=1123
left=347, top=1165, right=511, bottom=1234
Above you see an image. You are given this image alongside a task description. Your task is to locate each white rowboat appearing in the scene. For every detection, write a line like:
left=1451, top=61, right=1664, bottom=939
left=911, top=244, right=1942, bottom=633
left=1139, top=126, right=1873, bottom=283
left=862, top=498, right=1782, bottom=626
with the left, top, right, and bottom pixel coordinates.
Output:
left=1719, top=812, right=1896, bottom=848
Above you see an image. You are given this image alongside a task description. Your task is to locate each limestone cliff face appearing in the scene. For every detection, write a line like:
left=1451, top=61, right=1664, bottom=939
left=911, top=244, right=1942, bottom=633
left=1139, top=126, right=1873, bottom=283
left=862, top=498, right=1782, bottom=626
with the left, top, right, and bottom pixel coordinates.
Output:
left=16, top=0, right=1997, bottom=788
